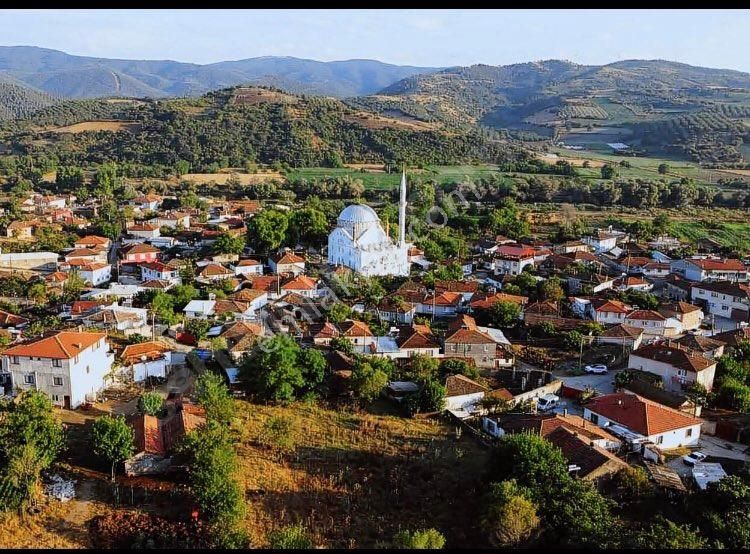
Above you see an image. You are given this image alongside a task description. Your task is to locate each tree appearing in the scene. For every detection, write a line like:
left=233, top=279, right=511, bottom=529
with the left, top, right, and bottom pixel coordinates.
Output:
left=248, top=209, right=288, bottom=253
left=417, top=378, right=446, bottom=413
left=392, top=528, right=445, bottom=549
left=489, top=300, right=521, bottom=328
left=562, top=330, right=584, bottom=352
left=408, top=354, right=440, bottom=380
left=632, top=516, right=704, bottom=549
left=288, top=207, right=328, bottom=247
left=138, top=392, right=164, bottom=416
left=6, top=443, right=44, bottom=510
left=539, top=277, right=564, bottom=302
left=213, top=233, right=245, bottom=256
left=0, top=390, right=64, bottom=470
left=195, top=372, right=235, bottom=425
left=26, top=282, right=48, bottom=305
left=484, top=480, right=540, bottom=547
left=658, top=163, right=670, bottom=175
left=62, top=272, right=86, bottom=302
left=91, top=415, right=135, bottom=481
left=326, top=302, right=351, bottom=324
left=600, top=164, right=617, bottom=179
left=240, top=334, right=323, bottom=402
left=329, top=336, right=354, bottom=355
left=684, top=382, right=708, bottom=416
left=186, top=318, right=212, bottom=342
left=350, top=359, right=388, bottom=403
left=439, top=358, right=479, bottom=380
left=268, top=524, right=313, bottom=549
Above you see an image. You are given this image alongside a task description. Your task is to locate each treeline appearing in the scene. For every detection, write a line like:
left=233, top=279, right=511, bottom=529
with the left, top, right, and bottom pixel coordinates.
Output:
left=0, top=83, right=57, bottom=121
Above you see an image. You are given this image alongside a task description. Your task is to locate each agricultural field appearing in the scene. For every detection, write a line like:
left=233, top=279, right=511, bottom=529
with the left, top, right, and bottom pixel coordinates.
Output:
left=180, top=172, right=284, bottom=185
left=232, top=401, right=490, bottom=548
left=44, top=120, right=142, bottom=134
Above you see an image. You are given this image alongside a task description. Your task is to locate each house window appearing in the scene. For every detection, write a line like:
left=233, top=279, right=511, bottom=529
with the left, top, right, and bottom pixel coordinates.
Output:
left=711, top=292, right=718, bottom=297
left=86, top=366, right=90, bottom=374
left=11, top=356, right=19, bottom=365
left=686, top=428, right=693, bottom=437
left=52, top=395, right=60, bottom=403
left=655, top=435, right=664, bottom=445
left=589, top=413, right=599, bottom=425
left=23, top=374, right=34, bottom=385
left=74, top=355, right=79, bottom=364
left=53, top=377, right=63, bottom=386
left=52, top=359, right=62, bottom=368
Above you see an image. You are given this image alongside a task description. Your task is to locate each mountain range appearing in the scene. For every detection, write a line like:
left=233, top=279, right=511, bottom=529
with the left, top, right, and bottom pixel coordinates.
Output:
left=0, top=46, right=438, bottom=99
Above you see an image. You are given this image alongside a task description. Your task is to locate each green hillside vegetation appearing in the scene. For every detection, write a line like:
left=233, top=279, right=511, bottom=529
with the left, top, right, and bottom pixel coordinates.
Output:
left=0, top=87, right=526, bottom=170
left=0, top=82, right=57, bottom=121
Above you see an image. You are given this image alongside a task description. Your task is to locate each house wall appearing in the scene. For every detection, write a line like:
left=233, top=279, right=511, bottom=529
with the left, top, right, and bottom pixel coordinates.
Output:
left=132, top=357, right=169, bottom=382
left=512, top=380, right=562, bottom=406
left=628, top=353, right=717, bottom=392
left=583, top=408, right=701, bottom=449
left=444, top=342, right=496, bottom=368
left=595, top=311, right=627, bottom=325
left=692, top=286, right=749, bottom=319
left=493, top=257, right=534, bottom=276
left=445, top=391, right=485, bottom=411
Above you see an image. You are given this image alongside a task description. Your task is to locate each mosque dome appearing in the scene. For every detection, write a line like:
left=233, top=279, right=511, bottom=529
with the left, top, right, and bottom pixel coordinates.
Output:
left=338, top=204, right=380, bottom=224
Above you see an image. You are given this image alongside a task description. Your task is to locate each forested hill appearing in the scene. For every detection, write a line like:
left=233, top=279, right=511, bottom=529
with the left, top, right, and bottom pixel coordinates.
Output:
left=0, top=81, right=56, bottom=121
left=0, top=86, right=525, bottom=170
left=0, top=46, right=438, bottom=99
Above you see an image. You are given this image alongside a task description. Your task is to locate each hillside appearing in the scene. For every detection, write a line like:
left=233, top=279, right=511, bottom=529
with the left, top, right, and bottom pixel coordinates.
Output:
left=0, top=80, right=57, bottom=120
left=0, top=46, right=438, bottom=99
left=355, top=59, right=750, bottom=164
left=0, top=86, right=525, bottom=170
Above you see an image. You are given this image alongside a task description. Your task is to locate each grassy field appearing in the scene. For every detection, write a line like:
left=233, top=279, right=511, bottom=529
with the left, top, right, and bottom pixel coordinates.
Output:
left=286, top=165, right=502, bottom=190
left=232, top=401, right=490, bottom=548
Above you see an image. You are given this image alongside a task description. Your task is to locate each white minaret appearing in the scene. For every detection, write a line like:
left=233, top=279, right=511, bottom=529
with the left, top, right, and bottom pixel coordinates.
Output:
left=398, top=169, right=407, bottom=248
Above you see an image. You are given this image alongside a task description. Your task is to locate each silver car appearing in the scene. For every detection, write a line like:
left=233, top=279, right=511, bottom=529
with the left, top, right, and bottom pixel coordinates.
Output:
left=584, top=364, right=608, bottom=374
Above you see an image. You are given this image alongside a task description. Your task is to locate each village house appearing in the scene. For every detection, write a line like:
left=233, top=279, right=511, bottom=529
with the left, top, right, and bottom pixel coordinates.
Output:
left=74, top=235, right=111, bottom=251
left=624, top=309, right=681, bottom=337
left=280, top=275, right=324, bottom=298
left=642, top=262, right=671, bottom=279
left=628, top=342, right=717, bottom=393
left=307, top=322, right=340, bottom=346
left=443, top=315, right=513, bottom=369
left=565, top=272, right=616, bottom=295
left=490, top=245, right=537, bottom=276
left=219, top=320, right=264, bottom=360
left=671, top=256, right=748, bottom=283
left=613, top=275, right=653, bottom=292
left=269, top=251, right=306, bottom=275
left=444, top=374, right=489, bottom=417
left=658, top=301, right=704, bottom=331
left=149, top=211, right=191, bottom=229
left=582, top=227, right=628, bottom=253
left=233, top=258, right=264, bottom=277
left=140, top=261, right=181, bottom=284
left=196, top=263, right=234, bottom=284
left=690, top=280, right=750, bottom=323
left=80, top=303, right=150, bottom=335
left=584, top=392, right=702, bottom=450
left=589, top=298, right=631, bottom=325
left=120, top=243, right=162, bottom=265
left=120, top=341, right=173, bottom=382
left=377, top=295, right=417, bottom=324
left=598, top=324, right=644, bottom=350
left=417, top=291, right=463, bottom=318
left=339, top=320, right=374, bottom=346
left=76, top=262, right=112, bottom=286
left=395, top=323, right=441, bottom=357
left=6, top=220, right=38, bottom=239
left=0, top=331, right=114, bottom=409
left=130, top=193, right=163, bottom=212
left=127, top=222, right=161, bottom=239
left=673, top=334, right=725, bottom=360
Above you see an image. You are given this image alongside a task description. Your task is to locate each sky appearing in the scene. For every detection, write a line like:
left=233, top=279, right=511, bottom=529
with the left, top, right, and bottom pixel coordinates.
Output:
left=2, top=9, right=750, bottom=72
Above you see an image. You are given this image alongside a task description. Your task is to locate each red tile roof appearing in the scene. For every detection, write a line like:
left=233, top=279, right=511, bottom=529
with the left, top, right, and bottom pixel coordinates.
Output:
left=586, top=392, right=701, bottom=435
left=631, top=342, right=714, bottom=373
left=687, top=258, right=745, bottom=271
left=626, top=310, right=666, bottom=322
left=121, top=341, right=170, bottom=364
left=340, top=320, right=373, bottom=338
left=4, top=331, right=107, bottom=360
left=445, top=374, right=488, bottom=397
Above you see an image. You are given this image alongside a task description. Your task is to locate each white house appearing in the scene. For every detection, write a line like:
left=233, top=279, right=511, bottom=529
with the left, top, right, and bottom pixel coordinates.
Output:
left=233, top=259, right=264, bottom=277
left=490, top=246, right=536, bottom=276
left=628, top=342, right=717, bottom=393
left=590, top=299, right=631, bottom=325
left=120, top=341, right=173, bottom=382
left=0, top=331, right=114, bottom=409
left=583, top=392, right=701, bottom=450
left=582, top=228, right=627, bottom=253
left=671, top=257, right=748, bottom=283
left=140, top=261, right=181, bottom=284
left=691, top=281, right=750, bottom=322
left=444, top=374, right=488, bottom=417
left=127, top=223, right=161, bottom=239
left=76, top=263, right=112, bottom=286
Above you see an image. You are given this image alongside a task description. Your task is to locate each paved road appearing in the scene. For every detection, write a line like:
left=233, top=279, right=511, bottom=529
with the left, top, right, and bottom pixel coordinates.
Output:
left=553, top=368, right=623, bottom=396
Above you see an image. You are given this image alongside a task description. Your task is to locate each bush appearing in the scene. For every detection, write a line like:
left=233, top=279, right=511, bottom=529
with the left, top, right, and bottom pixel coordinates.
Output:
left=392, top=528, right=445, bottom=549
left=268, top=524, right=313, bottom=549
left=138, top=392, right=164, bottom=416
left=257, top=415, right=296, bottom=453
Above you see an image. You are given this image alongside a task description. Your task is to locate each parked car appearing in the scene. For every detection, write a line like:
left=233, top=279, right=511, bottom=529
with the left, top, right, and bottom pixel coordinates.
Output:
left=585, top=364, right=608, bottom=374
left=537, top=393, right=560, bottom=412
left=683, top=451, right=708, bottom=466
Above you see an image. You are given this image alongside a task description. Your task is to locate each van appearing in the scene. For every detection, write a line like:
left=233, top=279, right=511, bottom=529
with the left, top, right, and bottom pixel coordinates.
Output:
left=537, top=393, right=560, bottom=412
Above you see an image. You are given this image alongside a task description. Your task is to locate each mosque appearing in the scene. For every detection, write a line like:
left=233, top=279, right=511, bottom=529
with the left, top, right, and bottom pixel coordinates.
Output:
left=327, top=171, right=410, bottom=276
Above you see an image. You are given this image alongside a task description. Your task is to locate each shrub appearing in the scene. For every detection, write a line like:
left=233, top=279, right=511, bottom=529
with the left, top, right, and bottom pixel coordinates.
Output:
left=268, top=524, right=313, bottom=549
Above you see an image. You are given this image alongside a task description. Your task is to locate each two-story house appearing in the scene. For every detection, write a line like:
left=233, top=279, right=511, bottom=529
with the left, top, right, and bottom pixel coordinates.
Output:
left=671, top=257, right=748, bottom=282
left=1, top=331, right=114, bottom=409
left=268, top=251, right=306, bottom=276
left=624, top=309, right=681, bottom=337
left=233, top=259, right=264, bottom=277
left=628, top=342, right=717, bottom=393
left=140, top=261, right=181, bottom=284
left=120, top=243, right=162, bottom=265
left=490, top=246, right=537, bottom=276
left=589, top=299, right=631, bottom=325
left=690, top=281, right=750, bottom=323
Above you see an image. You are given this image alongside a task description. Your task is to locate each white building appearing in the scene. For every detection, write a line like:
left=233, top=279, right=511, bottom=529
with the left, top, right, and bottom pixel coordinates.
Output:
left=77, top=263, right=112, bottom=286
left=583, top=392, right=701, bottom=450
left=327, top=172, right=410, bottom=276
left=691, top=281, right=750, bottom=322
left=0, top=331, right=114, bottom=409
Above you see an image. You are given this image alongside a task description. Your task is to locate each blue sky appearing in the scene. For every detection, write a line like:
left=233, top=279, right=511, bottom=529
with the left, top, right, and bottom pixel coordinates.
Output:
left=2, top=9, right=750, bottom=71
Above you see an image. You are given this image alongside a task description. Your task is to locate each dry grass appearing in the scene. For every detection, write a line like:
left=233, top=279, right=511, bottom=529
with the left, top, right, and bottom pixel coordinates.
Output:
left=46, top=121, right=141, bottom=134
left=343, top=111, right=440, bottom=131
left=232, top=401, right=490, bottom=548
left=180, top=172, right=283, bottom=185
left=537, top=153, right=606, bottom=168
left=344, top=163, right=386, bottom=172
left=232, top=88, right=299, bottom=106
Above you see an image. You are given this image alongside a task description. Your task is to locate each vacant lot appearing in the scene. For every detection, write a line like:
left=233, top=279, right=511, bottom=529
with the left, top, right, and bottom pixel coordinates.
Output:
left=537, top=153, right=605, bottom=168
left=344, top=112, right=440, bottom=132
left=232, top=88, right=299, bottom=106
left=46, top=120, right=142, bottom=134
left=233, top=401, right=490, bottom=548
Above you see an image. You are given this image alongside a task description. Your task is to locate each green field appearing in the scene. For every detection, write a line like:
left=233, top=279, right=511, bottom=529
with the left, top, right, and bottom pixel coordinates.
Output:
left=671, top=221, right=750, bottom=252
left=286, top=165, right=503, bottom=189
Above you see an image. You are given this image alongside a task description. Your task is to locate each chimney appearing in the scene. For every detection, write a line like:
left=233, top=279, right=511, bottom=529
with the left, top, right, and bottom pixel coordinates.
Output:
left=563, top=408, right=568, bottom=417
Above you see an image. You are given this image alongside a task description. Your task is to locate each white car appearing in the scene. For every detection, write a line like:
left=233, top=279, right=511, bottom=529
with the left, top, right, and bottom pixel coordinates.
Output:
left=537, top=394, right=560, bottom=412
left=683, top=451, right=708, bottom=466
left=584, top=364, right=608, bottom=374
